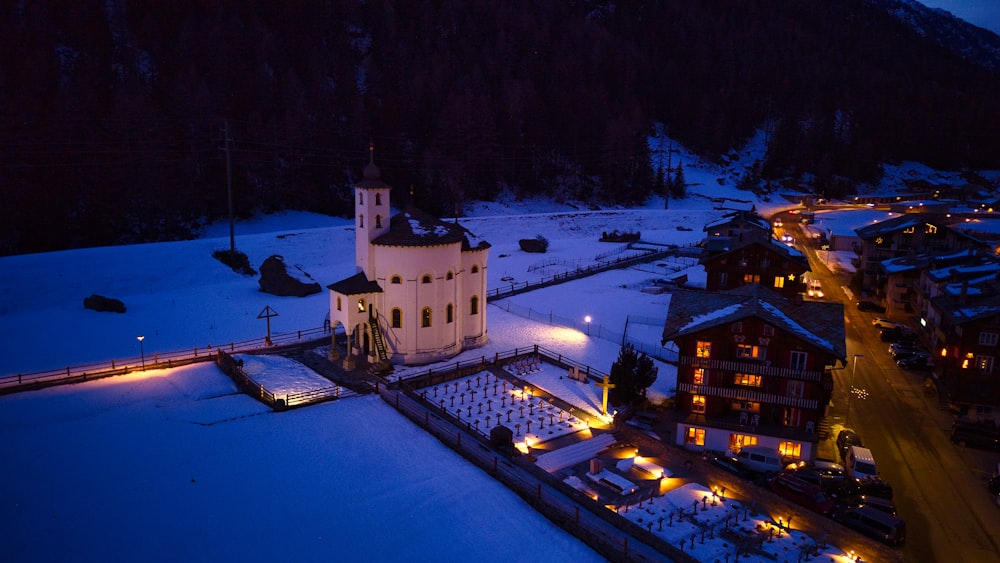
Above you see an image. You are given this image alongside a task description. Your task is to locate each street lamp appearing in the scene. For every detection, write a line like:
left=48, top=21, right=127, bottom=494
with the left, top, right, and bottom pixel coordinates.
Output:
left=584, top=315, right=592, bottom=335
left=846, top=353, right=863, bottom=425
left=137, top=335, right=145, bottom=370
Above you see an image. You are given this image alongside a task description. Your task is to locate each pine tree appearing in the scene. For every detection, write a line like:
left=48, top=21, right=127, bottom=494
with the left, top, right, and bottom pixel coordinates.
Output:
left=609, top=343, right=659, bottom=406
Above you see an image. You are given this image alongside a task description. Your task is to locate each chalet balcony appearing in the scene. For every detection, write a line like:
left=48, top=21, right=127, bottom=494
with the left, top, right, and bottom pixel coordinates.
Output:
left=680, top=356, right=828, bottom=384
left=676, top=381, right=819, bottom=410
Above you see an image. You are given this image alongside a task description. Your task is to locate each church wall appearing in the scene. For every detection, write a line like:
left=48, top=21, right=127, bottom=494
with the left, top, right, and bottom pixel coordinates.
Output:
left=374, top=242, right=466, bottom=363
left=461, top=247, right=489, bottom=344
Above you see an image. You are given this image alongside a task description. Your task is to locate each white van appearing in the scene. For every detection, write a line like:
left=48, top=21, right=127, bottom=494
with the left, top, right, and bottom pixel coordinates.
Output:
left=735, top=446, right=783, bottom=474
left=845, top=446, right=878, bottom=480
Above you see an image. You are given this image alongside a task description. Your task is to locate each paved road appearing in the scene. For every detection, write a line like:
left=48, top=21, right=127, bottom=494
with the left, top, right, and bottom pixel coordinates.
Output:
left=781, top=216, right=1000, bottom=563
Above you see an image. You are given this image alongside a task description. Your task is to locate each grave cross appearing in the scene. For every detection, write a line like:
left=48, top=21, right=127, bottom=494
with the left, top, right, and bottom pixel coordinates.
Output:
left=596, top=375, right=616, bottom=415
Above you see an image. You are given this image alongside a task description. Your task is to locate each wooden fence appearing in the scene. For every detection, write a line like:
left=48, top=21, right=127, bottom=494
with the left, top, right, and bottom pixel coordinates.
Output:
left=215, top=349, right=356, bottom=410
left=0, top=326, right=331, bottom=395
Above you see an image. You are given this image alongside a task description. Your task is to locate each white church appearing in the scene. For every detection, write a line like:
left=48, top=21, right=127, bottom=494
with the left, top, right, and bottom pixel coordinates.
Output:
left=327, top=148, right=490, bottom=370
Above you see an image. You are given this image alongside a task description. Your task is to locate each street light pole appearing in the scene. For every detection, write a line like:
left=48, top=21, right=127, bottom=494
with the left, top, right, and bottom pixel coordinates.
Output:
left=584, top=315, right=592, bottom=336
left=847, top=353, right=863, bottom=425
left=137, top=335, right=145, bottom=370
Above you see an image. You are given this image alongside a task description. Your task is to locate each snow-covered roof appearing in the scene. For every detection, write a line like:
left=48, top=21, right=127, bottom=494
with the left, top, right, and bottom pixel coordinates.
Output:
left=661, top=284, right=846, bottom=361
left=374, top=205, right=491, bottom=251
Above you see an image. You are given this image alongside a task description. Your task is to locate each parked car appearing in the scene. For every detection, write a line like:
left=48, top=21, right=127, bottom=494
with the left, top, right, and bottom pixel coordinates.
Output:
left=836, top=429, right=863, bottom=460
left=831, top=505, right=906, bottom=546
left=897, top=354, right=934, bottom=370
left=833, top=477, right=894, bottom=501
left=880, top=328, right=916, bottom=343
left=735, top=445, right=784, bottom=476
left=872, top=318, right=903, bottom=330
left=769, top=472, right=837, bottom=514
left=710, top=452, right=748, bottom=478
left=888, top=342, right=920, bottom=358
left=950, top=420, right=1000, bottom=451
left=857, top=301, right=886, bottom=313
left=779, top=466, right=847, bottom=493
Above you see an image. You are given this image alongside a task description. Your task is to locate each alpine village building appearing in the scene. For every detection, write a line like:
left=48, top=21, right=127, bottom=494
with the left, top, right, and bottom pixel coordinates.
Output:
left=700, top=208, right=812, bottom=298
left=661, top=284, right=847, bottom=461
left=326, top=148, right=491, bottom=371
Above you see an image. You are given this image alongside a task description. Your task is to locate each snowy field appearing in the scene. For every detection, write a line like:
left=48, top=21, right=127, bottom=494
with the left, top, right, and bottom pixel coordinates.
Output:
left=2, top=131, right=994, bottom=561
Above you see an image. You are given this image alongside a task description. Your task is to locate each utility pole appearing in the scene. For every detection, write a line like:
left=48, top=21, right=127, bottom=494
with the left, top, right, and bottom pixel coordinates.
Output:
left=220, top=121, right=235, bottom=255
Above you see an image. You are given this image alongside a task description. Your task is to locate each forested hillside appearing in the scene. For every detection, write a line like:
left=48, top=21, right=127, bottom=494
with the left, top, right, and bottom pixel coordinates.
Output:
left=2, top=0, right=999, bottom=255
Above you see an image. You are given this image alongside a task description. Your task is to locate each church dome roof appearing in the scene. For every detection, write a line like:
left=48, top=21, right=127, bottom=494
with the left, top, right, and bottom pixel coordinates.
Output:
left=373, top=205, right=491, bottom=251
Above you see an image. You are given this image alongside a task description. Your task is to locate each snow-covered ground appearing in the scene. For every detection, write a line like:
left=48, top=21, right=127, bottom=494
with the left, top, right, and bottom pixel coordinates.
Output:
left=3, top=133, right=995, bottom=561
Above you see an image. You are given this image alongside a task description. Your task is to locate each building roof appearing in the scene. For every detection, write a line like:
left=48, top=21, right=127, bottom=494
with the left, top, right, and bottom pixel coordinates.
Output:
left=661, top=284, right=846, bottom=362
left=703, top=208, right=770, bottom=233
left=326, top=271, right=383, bottom=295
left=854, top=213, right=982, bottom=246
left=853, top=214, right=927, bottom=239
left=373, top=204, right=491, bottom=251
left=698, top=237, right=810, bottom=269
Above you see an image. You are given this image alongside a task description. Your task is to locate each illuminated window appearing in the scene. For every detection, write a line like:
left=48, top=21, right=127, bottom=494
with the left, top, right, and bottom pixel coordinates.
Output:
left=729, top=434, right=758, bottom=451
left=773, top=276, right=785, bottom=288
left=470, top=295, right=479, bottom=315
left=446, top=303, right=454, bottom=323
left=421, top=307, right=432, bottom=328
left=391, top=308, right=402, bottom=328
left=743, top=274, right=760, bottom=283
left=691, top=395, right=706, bottom=414
left=976, top=355, right=994, bottom=374
left=696, top=341, right=712, bottom=358
left=391, top=275, right=402, bottom=284
left=693, top=368, right=706, bottom=385
left=734, top=373, right=762, bottom=387
left=979, top=332, right=998, bottom=346
left=778, top=441, right=802, bottom=458
left=789, top=350, right=808, bottom=370
left=357, top=298, right=366, bottom=313
left=685, top=427, right=706, bottom=446
left=737, top=344, right=765, bottom=360
left=422, top=275, right=432, bottom=284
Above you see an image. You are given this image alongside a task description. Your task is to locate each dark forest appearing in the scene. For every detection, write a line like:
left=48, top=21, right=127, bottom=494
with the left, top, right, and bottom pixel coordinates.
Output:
left=2, top=0, right=999, bottom=255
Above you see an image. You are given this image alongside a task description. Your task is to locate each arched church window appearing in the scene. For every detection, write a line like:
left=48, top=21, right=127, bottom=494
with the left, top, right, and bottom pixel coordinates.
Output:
left=375, top=215, right=382, bottom=228
left=391, top=308, right=402, bottom=328
left=359, top=214, right=364, bottom=228
left=337, top=297, right=342, bottom=311
left=446, top=271, right=454, bottom=280
left=471, top=265, right=479, bottom=274
left=470, top=295, right=479, bottom=315
left=422, top=275, right=432, bottom=284
left=357, top=298, right=366, bottom=313
left=359, top=192, right=364, bottom=205
left=421, top=307, right=432, bottom=328
left=391, top=275, right=401, bottom=284
left=446, top=303, right=454, bottom=323
left=375, top=193, right=382, bottom=205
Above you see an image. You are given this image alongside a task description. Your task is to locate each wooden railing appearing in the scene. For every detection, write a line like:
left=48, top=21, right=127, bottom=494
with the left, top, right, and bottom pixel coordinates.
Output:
left=0, top=326, right=331, bottom=395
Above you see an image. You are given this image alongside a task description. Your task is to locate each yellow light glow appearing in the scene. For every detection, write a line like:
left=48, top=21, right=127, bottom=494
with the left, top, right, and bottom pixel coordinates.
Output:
left=941, top=348, right=947, bottom=357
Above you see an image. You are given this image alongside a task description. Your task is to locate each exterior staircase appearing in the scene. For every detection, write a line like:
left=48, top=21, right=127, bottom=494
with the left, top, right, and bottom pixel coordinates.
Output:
left=368, top=309, right=393, bottom=376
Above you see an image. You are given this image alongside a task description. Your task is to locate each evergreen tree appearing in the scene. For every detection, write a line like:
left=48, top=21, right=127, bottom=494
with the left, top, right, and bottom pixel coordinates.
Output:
left=669, top=163, right=686, bottom=199
left=609, top=343, right=659, bottom=406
